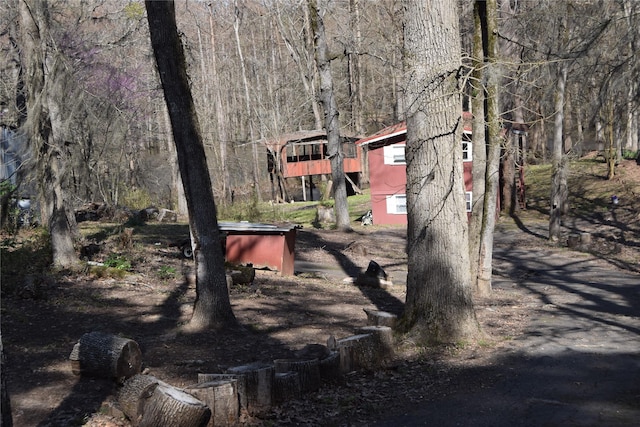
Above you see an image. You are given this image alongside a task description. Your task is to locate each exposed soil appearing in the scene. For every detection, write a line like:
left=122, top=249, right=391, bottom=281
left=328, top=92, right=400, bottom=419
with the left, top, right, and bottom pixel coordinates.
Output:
left=2, top=159, right=639, bottom=427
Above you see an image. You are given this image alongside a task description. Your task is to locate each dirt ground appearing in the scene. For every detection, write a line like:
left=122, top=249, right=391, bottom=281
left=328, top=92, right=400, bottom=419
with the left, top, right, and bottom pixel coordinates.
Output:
left=2, top=160, right=639, bottom=427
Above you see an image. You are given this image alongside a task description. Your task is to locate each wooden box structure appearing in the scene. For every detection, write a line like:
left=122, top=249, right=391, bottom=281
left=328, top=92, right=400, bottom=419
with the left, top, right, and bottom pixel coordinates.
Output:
left=219, top=222, right=300, bottom=276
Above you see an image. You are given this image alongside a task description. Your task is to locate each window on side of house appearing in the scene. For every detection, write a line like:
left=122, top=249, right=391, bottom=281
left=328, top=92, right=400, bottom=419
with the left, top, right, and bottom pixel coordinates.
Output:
left=465, top=191, right=472, bottom=212
left=386, top=194, right=407, bottom=214
left=383, top=144, right=406, bottom=165
left=462, top=131, right=472, bottom=162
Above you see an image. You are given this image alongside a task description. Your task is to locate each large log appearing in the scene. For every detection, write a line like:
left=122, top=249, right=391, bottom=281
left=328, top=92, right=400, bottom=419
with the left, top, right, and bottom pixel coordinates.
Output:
left=118, top=374, right=159, bottom=426
left=185, top=380, right=239, bottom=427
left=225, top=362, right=274, bottom=415
left=274, top=359, right=321, bottom=393
left=69, top=331, right=142, bottom=381
left=139, top=383, right=211, bottom=427
left=119, top=374, right=211, bottom=427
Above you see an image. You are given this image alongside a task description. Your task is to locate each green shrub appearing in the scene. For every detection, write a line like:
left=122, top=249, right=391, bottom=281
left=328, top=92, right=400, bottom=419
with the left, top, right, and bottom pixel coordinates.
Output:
left=103, top=254, right=131, bottom=271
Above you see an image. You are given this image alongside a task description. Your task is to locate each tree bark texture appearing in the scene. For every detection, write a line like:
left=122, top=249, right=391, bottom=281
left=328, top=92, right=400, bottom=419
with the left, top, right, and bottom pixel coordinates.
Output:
left=549, top=63, right=569, bottom=241
left=274, top=358, right=321, bottom=393
left=18, top=0, right=79, bottom=269
left=476, top=0, right=501, bottom=296
left=118, top=374, right=159, bottom=426
left=185, top=380, right=239, bottom=427
left=198, top=373, right=248, bottom=412
left=145, top=1, right=236, bottom=330
left=401, top=0, right=479, bottom=344
left=69, top=332, right=142, bottom=381
left=1, top=335, right=12, bottom=427
left=309, top=0, right=351, bottom=231
left=468, top=0, right=488, bottom=291
left=273, top=372, right=301, bottom=404
left=225, top=362, right=274, bottom=415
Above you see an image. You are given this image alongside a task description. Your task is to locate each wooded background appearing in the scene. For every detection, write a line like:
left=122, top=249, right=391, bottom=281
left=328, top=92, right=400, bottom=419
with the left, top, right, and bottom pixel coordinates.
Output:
left=1, top=0, right=638, bottom=212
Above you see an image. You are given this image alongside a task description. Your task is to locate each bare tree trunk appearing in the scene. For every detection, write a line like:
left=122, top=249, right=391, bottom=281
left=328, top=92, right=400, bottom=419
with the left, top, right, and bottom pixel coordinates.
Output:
left=309, top=0, right=351, bottom=231
left=549, top=63, right=569, bottom=241
left=19, top=0, right=79, bottom=269
left=470, top=0, right=500, bottom=297
left=476, top=0, right=502, bottom=296
left=146, top=0, right=236, bottom=331
left=1, top=335, right=12, bottom=427
left=348, top=0, right=364, bottom=136
left=468, top=0, right=487, bottom=292
left=233, top=1, right=261, bottom=199
left=208, top=4, right=232, bottom=204
left=400, top=0, right=479, bottom=344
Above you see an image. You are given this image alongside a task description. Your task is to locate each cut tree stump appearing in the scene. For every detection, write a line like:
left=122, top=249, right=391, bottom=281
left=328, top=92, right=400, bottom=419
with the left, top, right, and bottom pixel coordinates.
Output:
left=226, top=362, right=274, bottom=415
left=318, top=351, right=341, bottom=382
left=185, top=380, right=239, bottom=427
left=336, top=333, right=376, bottom=373
left=356, top=325, right=395, bottom=362
left=273, top=372, right=301, bottom=404
left=198, top=373, right=247, bottom=411
left=69, top=331, right=142, bottom=381
left=119, top=374, right=211, bottom=427
left=274, top=358, right=321, bottom=393
left=363, top=308, right=398, bottom=328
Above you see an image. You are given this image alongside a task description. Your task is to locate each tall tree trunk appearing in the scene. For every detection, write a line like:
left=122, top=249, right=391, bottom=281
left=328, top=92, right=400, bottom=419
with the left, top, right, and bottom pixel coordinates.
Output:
left=549, top=63, right=569, bottom=241
left=468, top=0, right=487, bottom=293
left=476, top=0, right=501, bottom=296
left=146, top=0, right=236, bottom=331
left=233, top=1, right=261, bottom=199
left=470, top=0, right=500, bottom=297
left=309, top=0, right=351, bottom=231
left=348, top=0, right=364, bottom=136
left=208, top=4, right=232, bottom=204
left=400, top=0, right=479, bottom=344
left=19, top=0, right=79, bottom=269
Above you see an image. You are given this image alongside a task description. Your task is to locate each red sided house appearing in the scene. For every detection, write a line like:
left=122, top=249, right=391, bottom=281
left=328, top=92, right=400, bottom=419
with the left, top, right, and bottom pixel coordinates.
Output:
left=265, top=130, right=363, bottom=202
left=357, top=113, right=473, bottom=225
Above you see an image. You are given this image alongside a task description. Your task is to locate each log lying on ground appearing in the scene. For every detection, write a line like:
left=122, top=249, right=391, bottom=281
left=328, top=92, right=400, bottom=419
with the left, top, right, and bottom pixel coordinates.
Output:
left=69, top=331, right=142, bottom=381
left=363, top=308, right=398, bottom=328
left=225, top=362, right=274, bottom=415
left=185, top=380, right=238, bottom=427
left=119, top=374, right=210, bottom=427
left=274, top=358, right=320, bottom=393
left=118, top=374, right=159, bottom=426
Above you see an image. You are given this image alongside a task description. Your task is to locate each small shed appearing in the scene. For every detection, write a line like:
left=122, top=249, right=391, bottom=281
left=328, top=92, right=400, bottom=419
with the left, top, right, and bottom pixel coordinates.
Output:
left=356, top=113, right=473, bottom=225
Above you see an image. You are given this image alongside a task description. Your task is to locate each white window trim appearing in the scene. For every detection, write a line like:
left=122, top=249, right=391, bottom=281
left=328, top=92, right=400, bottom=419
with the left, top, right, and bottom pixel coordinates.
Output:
left=383, top=144, right=406, bottom=165
left=465, top=191, right=472, bottom=212
left=462, top=132, right=473, bottom=162
left=386, top=194, right=407, bottom=214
